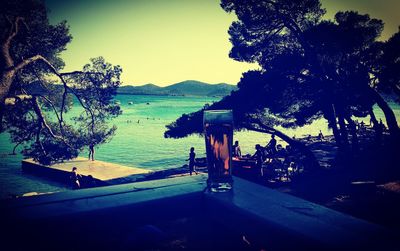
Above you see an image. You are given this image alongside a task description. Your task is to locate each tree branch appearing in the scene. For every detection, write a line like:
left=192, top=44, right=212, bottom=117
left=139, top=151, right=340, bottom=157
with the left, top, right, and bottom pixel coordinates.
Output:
left=4, top=94, right=32, bottom=105
left=67, top=85, right=96, bottom=134
left=59, top=71, right=105, bottom=77
left=35, top=126, right=46, bottom=155
left=11, top=54, right=69, bottom=123
left=2, top=16, right=24, bottom=67
left=31, top=67, right=67, bottom=137
left=39, top=95, right=65, bottom=136
left=31, top=96, right=71, bottom=147
left=11, top=54, right=45, bottom=72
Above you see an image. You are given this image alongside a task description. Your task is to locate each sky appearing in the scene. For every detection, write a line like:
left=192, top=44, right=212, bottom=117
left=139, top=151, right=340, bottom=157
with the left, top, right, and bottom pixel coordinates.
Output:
left=46, top=0, right=400, bottom=86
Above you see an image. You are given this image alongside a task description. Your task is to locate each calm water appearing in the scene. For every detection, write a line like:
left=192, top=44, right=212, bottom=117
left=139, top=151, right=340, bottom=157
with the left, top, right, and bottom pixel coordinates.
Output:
left=0, top=94, right=399, bottom=199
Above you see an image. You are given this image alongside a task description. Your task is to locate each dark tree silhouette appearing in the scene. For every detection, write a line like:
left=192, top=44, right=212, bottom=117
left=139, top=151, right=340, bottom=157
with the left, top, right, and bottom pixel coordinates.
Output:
left=219, top=0, right=399, bottom=142
left=1, top=0, right=122, bottom=164
left=372, top=28, right=400, bottom=99
left=165, top=0, right=399, bottom=165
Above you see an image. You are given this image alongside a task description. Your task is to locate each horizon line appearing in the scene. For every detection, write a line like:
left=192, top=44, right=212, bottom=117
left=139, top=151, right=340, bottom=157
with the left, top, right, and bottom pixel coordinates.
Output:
left=121, top=79, right=237, bottom=87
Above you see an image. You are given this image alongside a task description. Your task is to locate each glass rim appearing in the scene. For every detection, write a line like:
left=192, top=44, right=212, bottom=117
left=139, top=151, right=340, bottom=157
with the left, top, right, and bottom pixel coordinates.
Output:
left=203, top=109, right=232, bottom=114
left=203, top=109, right=233, bottom=124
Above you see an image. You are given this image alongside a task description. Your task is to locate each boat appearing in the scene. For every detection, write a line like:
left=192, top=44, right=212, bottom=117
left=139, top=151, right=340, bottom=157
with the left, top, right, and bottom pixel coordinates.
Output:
left=128, top=101, right=133, bottom=105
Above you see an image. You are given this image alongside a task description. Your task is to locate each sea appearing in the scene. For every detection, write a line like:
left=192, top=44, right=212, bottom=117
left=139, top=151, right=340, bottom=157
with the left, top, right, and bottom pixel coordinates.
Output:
left=1, top=94, right=399, bottom=199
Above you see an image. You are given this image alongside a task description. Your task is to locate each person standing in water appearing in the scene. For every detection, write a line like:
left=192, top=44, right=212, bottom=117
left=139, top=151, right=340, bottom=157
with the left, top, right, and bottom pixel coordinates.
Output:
left=88, top=143, right=95, bottom=161
left=187, top=147, right=197, bottom=175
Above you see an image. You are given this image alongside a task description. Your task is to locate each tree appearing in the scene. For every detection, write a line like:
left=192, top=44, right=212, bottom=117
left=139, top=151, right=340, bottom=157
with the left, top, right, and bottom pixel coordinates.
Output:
left=165, top=70, right=321, bottom=170
left=1, top=0, right=122, bottom=164
left=372, top=28, right=400, bottom=100
left=220, top=0, right=399, bottom=144
left=165, top=0, right=399, bottom=168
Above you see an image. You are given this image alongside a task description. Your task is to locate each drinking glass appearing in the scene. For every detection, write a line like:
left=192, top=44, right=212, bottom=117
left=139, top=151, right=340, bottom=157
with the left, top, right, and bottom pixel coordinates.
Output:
left=203, top=110, right=233, bottom=192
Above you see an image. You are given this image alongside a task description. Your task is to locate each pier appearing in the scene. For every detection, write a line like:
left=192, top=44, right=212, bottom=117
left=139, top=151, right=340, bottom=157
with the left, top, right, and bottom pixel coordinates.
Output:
left=22, top=157, right=151, bottom=186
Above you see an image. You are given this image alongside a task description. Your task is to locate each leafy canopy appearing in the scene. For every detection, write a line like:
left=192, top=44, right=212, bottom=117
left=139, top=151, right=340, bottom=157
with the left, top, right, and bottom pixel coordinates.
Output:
left=1, top=0, right=122, bottom=164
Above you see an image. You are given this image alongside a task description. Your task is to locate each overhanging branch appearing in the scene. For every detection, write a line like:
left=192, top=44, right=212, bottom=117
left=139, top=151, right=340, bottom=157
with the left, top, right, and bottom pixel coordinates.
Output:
left=31, top=96, right=71, bottom=147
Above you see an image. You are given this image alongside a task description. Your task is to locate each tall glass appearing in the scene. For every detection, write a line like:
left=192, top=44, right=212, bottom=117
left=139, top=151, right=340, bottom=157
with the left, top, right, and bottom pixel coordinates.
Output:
left=203, top=110, right=233, bottom=192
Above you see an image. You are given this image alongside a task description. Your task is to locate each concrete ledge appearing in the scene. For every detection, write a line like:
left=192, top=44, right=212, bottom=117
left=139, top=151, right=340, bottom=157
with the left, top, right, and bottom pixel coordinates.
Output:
left=2, top=175, right=208, bottom=219
left=1, top=175, right=398, bottom=250
left=205, top=178, right=398, bottom=250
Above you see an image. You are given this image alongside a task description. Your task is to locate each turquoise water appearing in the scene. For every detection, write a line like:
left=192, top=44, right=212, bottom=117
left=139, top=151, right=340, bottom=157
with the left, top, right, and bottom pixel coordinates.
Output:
left=0, top=94, right=399, bottom=199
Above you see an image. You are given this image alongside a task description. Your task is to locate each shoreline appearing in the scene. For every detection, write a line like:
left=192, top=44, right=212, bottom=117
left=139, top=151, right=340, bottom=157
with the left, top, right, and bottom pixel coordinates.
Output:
left=3, top=128, right=400, bottom=234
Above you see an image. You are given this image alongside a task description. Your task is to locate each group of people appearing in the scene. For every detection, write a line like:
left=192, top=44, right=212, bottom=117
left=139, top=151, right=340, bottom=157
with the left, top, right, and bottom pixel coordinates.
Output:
left=233, top=134, right=277, bottom=160
left=185, top=134, right=280, bottom=176
left=251, top=134, right=278, bottom=175
left=357, top=118, right=386, bottom=131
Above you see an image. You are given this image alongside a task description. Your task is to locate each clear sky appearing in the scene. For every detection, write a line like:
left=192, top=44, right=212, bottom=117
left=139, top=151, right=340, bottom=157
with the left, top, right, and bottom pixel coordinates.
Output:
left=46, top=0, right=400, bottom=86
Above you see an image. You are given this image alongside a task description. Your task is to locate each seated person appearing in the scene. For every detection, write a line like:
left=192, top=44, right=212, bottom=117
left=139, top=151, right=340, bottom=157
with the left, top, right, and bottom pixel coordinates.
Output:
left=265, top=134, right=277, bottom=154
left=70, top=167, right=82, bottom=189
left=277, top=144, right=289, bottom=159
left=232, top=140, right=242, bottom=158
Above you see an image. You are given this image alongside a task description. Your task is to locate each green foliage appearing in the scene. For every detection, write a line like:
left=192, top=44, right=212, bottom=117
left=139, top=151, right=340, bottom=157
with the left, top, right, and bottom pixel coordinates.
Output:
left=167, top=0, right=399, bottom=147
left=1, top=0, right=122, bottom=164
left=1, top=0, right=71, bottom=71
left=23, top=123, right=81, bottom=165
left=374, top=28, right=400, bottom=100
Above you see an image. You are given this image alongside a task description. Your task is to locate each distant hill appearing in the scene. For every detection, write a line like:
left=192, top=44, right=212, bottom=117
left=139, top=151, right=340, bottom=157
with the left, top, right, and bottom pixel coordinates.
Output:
left=117, top=80, right=236, bottom=97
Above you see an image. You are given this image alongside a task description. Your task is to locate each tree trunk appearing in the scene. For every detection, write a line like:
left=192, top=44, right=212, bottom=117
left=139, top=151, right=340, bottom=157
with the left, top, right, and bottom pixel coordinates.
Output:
left=338, top=115, right=349, bottom=145
left=12, top=142, right=22, bottom=155
left=369, top=87, right=399, bottom=138
left=1, top=17, right=19, bottom=131
left=369, top=108, right=378, bottom=128
left=335, top=103, right=350, bottom=146
left=324, top=104, right=342, bottom=147
left=344, top=115, right=359, bottom=152
left=0, top=69, right=16, bottom=131
left=369, top=108, right=383, bottom=144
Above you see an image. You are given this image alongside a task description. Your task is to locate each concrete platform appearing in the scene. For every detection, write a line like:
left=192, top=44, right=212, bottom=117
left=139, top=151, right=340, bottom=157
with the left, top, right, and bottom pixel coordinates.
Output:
left=1, top=175, right=398, bottom=250
left=22, top=157, right=151, bottom=185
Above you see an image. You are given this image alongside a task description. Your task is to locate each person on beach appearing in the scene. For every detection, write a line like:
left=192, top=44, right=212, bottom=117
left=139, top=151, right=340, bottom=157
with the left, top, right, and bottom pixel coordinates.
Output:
left=70, top=167, right=82, bottom=189
left=232, top=140, right=242, bottom=158
left=317, top=130, right=324, bottom=140
left=252, top=144, right=264, bottom=177
left=186, top=147, right=197, bottom=175
left=88, top=143, right=95, bottom=161
left=379, top=119, right=386, bottom=131
left=265, top=134, right=277, bottom=154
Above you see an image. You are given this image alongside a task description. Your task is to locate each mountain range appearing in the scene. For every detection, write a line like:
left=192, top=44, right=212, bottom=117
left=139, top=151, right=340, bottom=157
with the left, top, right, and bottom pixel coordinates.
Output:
left=117, top=80, right=237, bottom=97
